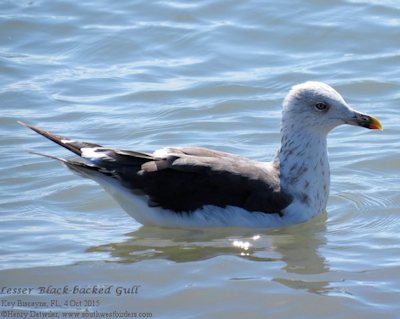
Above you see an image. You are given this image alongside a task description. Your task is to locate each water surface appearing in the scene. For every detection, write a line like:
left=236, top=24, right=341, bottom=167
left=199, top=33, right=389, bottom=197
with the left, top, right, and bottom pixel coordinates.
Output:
left=1, top=0, right=399, bottom=318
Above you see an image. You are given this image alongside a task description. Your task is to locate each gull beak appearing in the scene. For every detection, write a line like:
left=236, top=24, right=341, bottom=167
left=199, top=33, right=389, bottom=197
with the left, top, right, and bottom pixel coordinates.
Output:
left=346, top=111, right=383, bottom=131
left=366, top=114, right=383, bottom=130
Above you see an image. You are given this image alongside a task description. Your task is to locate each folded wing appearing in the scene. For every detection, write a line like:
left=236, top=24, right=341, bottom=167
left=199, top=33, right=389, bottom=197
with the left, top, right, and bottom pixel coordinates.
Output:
left=20, top=122, right=292, bottom=215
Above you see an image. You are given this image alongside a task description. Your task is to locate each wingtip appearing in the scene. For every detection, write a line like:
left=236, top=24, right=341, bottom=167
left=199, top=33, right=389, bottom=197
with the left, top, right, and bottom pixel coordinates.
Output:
left=17, top=121, right=36, bottom=131
left=17, top=120, right=29, bottom=127
left=18, top=120, right=102, bottom=158
left=28, top=151, right=67, bottom=162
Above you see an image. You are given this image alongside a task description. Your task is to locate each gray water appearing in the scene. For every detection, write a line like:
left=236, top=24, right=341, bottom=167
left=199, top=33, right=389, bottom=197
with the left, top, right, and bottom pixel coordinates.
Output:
left=1, top=0, right=400, bottom=318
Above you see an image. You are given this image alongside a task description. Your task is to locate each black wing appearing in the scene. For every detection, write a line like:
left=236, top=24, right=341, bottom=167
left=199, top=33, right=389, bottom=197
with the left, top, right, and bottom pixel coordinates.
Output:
left=120, top=147, right=292, bottom=215
left=20, top=123, right=292, bottom=215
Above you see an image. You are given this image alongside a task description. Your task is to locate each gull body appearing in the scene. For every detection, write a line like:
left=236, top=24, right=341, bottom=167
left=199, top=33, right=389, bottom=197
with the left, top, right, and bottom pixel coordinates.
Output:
left=20, top=82, right=382, bottom=228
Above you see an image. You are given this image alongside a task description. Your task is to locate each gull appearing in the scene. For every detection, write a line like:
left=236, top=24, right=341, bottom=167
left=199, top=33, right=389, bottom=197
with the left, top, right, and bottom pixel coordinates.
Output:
left=19, top=82, right=382, bottom=228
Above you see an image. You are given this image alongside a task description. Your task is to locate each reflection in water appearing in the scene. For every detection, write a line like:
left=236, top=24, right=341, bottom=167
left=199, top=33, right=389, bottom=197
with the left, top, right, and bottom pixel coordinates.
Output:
left=88, top=212, right=329, bottom=293
left=88, top=227, right=278, bottom=263
left=270, top=212, right=330, bottom=294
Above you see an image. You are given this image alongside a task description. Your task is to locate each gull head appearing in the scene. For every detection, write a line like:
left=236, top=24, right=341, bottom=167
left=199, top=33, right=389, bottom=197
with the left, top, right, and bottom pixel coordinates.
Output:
left=281, top=81, right=382, bottom=135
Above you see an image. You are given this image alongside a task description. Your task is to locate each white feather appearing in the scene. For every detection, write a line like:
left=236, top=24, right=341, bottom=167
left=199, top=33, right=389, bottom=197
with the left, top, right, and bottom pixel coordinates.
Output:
left=81, top=147, right=109, bottom=160
left=61, top=139, right=76, bottom=144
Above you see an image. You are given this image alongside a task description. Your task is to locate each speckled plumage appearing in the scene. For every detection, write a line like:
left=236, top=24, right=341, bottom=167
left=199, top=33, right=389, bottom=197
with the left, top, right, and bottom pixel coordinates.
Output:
left=20, top=81, right=382, bottom=228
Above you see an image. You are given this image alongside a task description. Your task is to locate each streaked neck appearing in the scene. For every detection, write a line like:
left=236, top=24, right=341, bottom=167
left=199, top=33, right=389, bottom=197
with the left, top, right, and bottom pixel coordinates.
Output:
left=274, top=127, right=330, bottom=214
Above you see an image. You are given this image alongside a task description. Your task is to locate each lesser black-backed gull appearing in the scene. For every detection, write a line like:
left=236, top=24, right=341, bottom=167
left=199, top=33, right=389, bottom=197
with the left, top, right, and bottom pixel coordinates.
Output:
left=19, top=82, right=382, bottom=228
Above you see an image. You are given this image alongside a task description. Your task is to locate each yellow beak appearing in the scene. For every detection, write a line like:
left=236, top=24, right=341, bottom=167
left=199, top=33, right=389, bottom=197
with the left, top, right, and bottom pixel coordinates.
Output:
left=368, top=115, right=383, bottom=131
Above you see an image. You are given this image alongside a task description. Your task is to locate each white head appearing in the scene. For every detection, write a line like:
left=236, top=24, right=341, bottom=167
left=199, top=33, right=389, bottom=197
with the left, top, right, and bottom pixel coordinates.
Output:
left=277, top=82, right=382, bottom=221
left=281, top=81, right=382, bottom=135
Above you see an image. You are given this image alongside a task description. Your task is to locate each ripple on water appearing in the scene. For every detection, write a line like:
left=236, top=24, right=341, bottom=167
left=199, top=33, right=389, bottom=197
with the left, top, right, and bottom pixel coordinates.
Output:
left=1, top=0, right=400, bottom=317
left=330, top=190, right=398, bottom=228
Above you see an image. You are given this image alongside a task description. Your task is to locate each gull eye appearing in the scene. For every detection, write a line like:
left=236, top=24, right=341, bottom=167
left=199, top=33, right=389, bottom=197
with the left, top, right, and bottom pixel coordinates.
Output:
left=315, top=103, right=328, bottom=111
